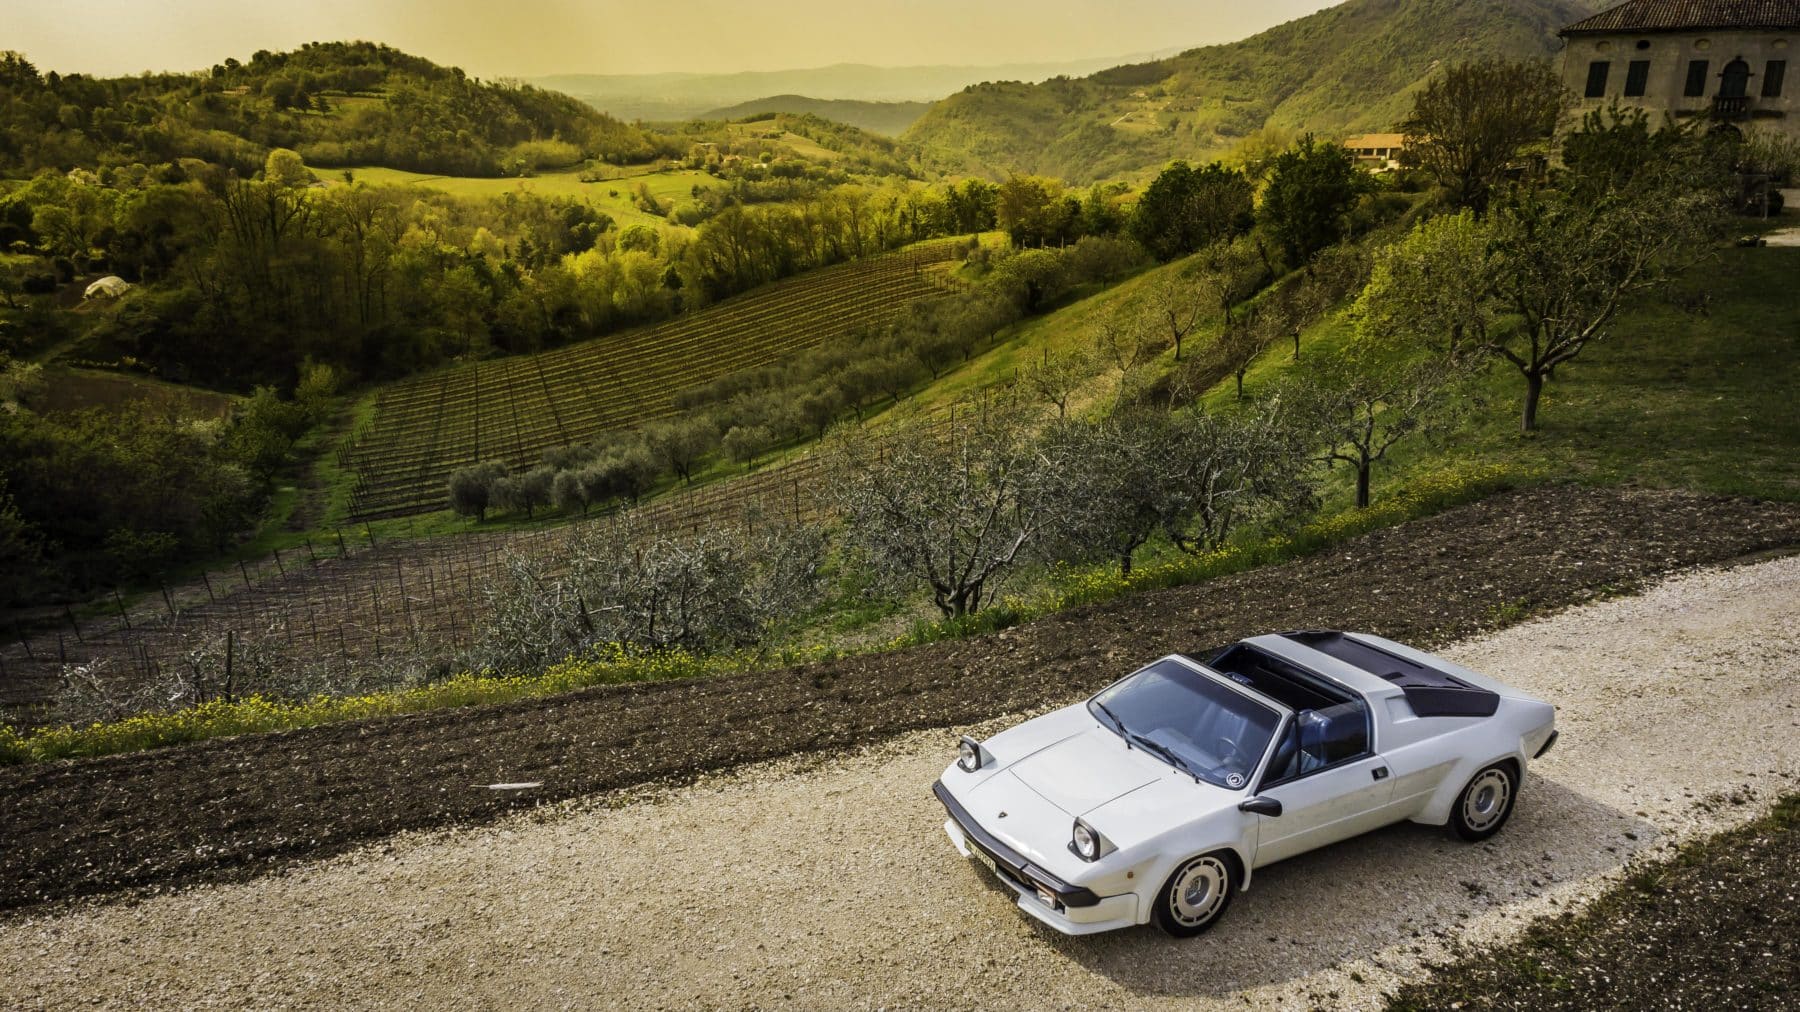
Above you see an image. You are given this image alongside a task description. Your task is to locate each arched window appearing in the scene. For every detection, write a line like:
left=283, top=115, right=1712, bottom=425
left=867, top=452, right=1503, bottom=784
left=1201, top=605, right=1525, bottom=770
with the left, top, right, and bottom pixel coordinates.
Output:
left=1720, top=58, right=1752, bottom=98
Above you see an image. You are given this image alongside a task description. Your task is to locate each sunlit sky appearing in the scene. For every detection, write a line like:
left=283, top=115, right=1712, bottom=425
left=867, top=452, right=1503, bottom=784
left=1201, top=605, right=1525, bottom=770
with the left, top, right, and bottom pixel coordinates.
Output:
left=9, top=0, right=1338, bottom=78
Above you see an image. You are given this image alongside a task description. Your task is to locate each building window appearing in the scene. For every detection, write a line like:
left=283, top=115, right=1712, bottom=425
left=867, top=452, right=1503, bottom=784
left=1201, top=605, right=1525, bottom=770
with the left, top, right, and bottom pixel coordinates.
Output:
left=1586, top=61, right=1611, bottom=98
left=1685, top=59, right=1710, bottom=96
left=1625, top=60, right=1651, bottom=96
left=1764, top=60, right=1787, bottom=97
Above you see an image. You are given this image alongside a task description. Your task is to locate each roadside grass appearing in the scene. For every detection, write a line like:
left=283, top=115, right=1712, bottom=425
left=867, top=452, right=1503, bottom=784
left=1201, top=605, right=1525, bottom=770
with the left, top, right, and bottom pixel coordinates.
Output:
left=1385, top=792, right=1800, bottom=1010
left=0, top=644, right=779, bottom=765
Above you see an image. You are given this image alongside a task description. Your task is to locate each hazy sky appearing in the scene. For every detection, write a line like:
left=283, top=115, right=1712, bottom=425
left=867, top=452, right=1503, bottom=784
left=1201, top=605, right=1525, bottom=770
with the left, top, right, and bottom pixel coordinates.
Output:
left=9, top=0, right=1338, bottom=78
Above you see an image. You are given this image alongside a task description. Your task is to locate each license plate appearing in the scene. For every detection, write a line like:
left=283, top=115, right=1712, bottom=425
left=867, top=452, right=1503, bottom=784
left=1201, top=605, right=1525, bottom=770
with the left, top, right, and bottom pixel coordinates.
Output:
left=968, top=843, right=999, bottom=877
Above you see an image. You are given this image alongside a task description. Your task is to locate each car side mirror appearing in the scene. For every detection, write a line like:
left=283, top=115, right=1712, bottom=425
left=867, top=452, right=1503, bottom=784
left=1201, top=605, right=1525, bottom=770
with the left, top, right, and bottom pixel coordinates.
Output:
left=1238, top=796, right=1282, bottom=817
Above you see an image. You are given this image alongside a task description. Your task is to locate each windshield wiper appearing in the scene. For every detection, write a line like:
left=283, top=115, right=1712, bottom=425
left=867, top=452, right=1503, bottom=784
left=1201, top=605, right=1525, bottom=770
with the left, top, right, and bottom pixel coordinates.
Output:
left=1127, top=732, right=1203, bottom=784
left=1092, top=700, right=1127, bottom=737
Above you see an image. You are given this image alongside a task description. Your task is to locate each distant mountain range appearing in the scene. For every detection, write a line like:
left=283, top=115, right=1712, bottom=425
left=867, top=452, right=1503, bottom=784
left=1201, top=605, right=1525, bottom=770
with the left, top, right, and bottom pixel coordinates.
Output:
left=528, top=53, right=1181, bottom=123
left=902, top=0, right=1611, bottom=182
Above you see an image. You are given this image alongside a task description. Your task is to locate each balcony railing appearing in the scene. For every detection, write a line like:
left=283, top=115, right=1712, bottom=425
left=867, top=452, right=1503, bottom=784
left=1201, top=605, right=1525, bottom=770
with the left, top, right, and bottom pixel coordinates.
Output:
left=1713, top=95, right=1750, bottom=119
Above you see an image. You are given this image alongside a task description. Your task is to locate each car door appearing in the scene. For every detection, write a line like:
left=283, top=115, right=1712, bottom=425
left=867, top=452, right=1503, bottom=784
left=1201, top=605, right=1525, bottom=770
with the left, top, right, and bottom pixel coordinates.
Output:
left=1253, top=755, right=1394, bottom=866
left=1248, top=702, right=1395, bottom=867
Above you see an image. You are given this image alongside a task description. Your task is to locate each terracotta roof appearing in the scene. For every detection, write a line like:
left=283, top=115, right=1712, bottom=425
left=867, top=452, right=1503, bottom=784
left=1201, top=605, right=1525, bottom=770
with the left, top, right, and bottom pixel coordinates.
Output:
left=1562, top=0, right=1800, bottom=34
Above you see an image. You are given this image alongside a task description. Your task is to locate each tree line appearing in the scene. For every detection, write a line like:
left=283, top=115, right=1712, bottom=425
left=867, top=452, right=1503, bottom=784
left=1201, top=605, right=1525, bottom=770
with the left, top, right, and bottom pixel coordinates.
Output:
left=0, top=43, right=675, bottom=180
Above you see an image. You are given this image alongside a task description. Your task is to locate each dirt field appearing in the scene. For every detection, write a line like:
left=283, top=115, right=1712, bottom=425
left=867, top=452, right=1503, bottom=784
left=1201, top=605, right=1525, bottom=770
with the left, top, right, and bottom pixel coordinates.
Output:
left=3, top=553, right=1796, bottom=1009
left=2, top=485, right=1797, bottom=918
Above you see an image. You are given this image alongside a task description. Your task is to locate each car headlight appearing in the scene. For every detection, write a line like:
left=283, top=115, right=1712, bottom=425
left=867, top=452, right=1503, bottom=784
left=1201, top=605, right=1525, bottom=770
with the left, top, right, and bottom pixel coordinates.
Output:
left=1071, top=818, right=1102, bottom=861
left=957, top=735, right=986, bottom=773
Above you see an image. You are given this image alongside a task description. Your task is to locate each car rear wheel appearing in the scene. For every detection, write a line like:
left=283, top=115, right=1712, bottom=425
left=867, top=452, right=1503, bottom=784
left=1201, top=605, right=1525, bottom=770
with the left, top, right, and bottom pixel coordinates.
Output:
left=1451, top=762, right=1518, bottom=841
left=1152, top=852, right=1237, bottom=938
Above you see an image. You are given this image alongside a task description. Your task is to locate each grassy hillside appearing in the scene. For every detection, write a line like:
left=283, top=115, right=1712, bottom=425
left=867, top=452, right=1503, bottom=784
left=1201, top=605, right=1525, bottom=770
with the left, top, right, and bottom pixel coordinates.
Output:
left=699, top=96, right=932, bottom=136
left=904, top=0, right=1607, bottom=182
left=0, top=42, right=674, bottom=179
left=944, top=239, right=1800, bottom=505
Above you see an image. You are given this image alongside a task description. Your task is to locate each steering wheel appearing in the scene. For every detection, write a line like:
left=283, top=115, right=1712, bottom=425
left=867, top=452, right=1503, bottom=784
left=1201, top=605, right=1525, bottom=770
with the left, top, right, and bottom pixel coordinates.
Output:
left=1216, top=736, right=1249, bottom=769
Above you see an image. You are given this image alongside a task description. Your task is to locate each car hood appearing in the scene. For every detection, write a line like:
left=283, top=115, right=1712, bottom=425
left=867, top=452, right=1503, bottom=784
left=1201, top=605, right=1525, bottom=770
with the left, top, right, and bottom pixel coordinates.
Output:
left=1004, top=726, right=1163, bottom=816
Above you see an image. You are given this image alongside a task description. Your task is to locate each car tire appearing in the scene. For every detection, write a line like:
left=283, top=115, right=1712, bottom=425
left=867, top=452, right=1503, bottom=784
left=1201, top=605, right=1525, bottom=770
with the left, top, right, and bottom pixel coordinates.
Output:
left=1451, top=762, right=1518, bottom=842
left=1151, top=851, right=1238, bottom=938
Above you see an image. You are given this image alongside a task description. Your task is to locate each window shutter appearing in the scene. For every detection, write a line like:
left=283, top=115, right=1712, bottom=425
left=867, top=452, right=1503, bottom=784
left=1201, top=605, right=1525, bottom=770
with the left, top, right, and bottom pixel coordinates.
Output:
left=1684, top=60, right=1709, bottom=97
left=1585, top=61, right=1611, bottom=98
left=1625, top=60, right=1651, bottom=97
left=1764, top=60, right=1787, bottom=98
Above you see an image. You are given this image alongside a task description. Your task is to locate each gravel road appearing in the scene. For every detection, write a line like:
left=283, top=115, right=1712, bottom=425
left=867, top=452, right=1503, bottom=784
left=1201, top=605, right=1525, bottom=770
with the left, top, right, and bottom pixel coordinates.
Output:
left=5, top=555, right=1799, bottom=1010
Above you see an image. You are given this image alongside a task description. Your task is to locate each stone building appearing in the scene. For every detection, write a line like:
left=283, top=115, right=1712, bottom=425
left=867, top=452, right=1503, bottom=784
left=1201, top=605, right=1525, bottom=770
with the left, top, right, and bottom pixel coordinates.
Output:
left=1559, top=0, right=1800, bottom=140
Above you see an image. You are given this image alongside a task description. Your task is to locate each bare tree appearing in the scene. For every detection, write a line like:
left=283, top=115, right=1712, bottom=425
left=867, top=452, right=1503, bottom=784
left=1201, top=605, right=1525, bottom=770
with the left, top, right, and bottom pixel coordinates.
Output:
left=1145, top=267, right=1208, bottom=362
left=1092, top=309, right=1167, bottom=406
left=826, top=398, right=1053, bottom=618
left=1290, top=352, right=1474, bottom=509
left=1019, top=347, right=1091, bottom=419
left=1213, top=307, right=1278, bottom=401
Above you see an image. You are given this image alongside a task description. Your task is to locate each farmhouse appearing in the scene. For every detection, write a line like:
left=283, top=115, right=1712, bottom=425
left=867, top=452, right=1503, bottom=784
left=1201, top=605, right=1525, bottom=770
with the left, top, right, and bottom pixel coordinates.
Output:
left=1342, top=132, right=1407, bottom=170
left=1560, top=0, right=1800, bottom=140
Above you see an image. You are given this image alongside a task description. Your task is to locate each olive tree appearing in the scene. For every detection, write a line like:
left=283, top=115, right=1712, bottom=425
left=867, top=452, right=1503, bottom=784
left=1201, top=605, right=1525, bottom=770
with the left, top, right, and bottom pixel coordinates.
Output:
left=1040, top=403, right=1317, bottom=574
left=475, top=515, right=826, bottom=670
left=645, top=415, right=718, bottom=484
left=1019, top=347, right=1091, bottom=419
left=447, top=462, right=506, bottom=522
left=1288, top=351, right=1474, bottom=509
left=826, top=399, right=1054, bottom=618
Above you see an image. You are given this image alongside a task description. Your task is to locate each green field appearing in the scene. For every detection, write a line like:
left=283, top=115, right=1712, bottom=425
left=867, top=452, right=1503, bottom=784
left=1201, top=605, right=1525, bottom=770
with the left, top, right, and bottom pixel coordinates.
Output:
left=339, top=166, right=724, bottom=229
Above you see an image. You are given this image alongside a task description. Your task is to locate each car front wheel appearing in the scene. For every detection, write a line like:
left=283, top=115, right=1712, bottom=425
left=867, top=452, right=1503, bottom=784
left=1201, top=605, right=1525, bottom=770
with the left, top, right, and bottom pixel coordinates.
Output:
left=1451, top=762, right=1518, bottom=841
left=1152, top=852, right=1237, bottom=937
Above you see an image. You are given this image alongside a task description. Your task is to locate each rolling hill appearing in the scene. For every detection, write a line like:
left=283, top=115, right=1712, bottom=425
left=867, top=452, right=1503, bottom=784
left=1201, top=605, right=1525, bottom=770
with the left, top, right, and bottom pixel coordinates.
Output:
left=698, top=96, right=932, bottom=136
left=0, top=42, right=674, bottom=179
left=903, top=0, right=1609, bottom=182
left=529, top=54, right=1180, bottom=123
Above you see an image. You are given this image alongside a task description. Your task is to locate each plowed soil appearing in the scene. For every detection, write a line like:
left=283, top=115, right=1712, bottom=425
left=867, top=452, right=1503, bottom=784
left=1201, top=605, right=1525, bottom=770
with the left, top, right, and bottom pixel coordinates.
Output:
left=3, top=485, right=1797, bottom=916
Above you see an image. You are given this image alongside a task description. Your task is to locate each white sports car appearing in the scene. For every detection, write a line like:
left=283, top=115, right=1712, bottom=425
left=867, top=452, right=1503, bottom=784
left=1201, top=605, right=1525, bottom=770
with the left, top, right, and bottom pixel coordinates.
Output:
left=933, top=630, right=1557, bottom=937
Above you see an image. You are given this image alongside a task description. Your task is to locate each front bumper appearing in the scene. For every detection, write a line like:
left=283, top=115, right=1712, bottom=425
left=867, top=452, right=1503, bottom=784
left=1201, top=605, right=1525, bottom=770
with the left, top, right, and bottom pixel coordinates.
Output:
left=934, top=780, right=1138, bottom=935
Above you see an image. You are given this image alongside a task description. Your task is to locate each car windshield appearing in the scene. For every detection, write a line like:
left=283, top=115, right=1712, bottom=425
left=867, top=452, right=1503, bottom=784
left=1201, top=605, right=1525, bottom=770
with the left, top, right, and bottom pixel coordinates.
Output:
left=1088, top=659, right=1282, bottom=789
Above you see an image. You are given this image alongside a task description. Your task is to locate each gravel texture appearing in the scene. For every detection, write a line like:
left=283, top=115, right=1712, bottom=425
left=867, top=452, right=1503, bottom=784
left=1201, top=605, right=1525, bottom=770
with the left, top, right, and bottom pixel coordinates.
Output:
left=3, top=554, right=1798, bottom=1010
left=4, top=485, right=1799, bottom=915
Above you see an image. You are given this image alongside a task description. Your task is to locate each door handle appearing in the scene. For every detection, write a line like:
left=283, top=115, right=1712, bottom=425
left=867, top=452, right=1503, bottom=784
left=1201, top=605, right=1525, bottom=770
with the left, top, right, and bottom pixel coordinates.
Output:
left=1372, top=767, right=1389, bottom=780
